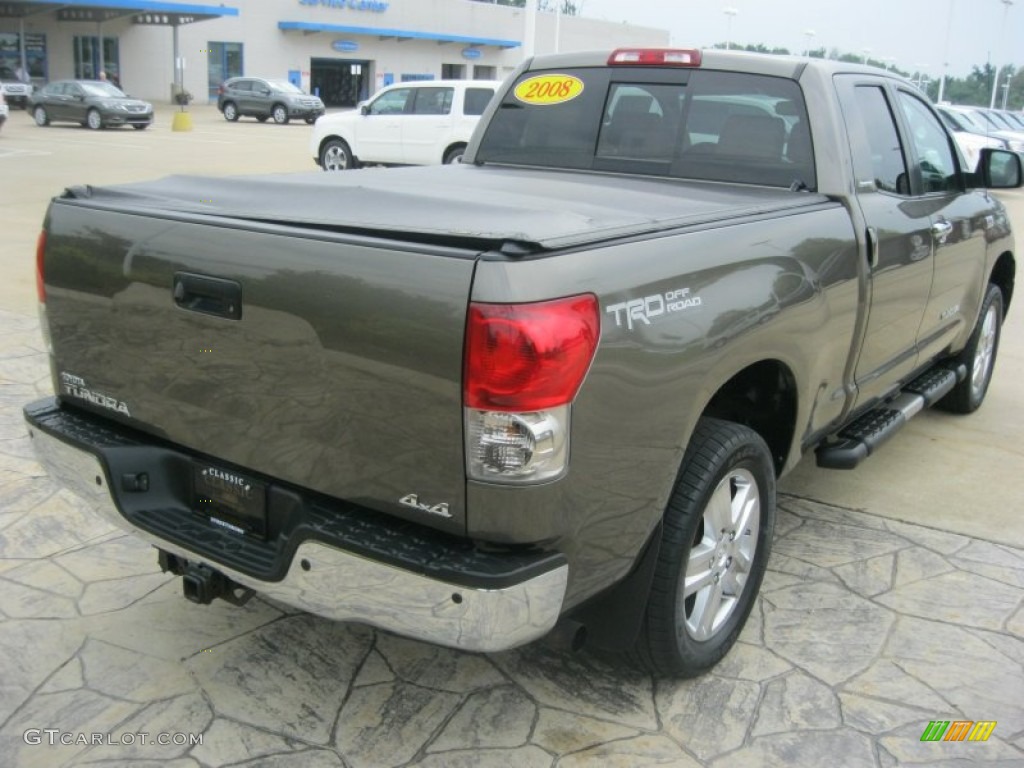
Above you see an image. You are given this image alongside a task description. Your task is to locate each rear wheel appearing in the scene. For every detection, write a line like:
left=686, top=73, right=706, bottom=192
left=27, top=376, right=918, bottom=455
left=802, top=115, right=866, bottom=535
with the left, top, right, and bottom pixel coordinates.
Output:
left=938, top=283, right=1003, bottom=414
left=222, top=102, right=239, bottom=121
left=256, top=115, right=268, bottom=123
left=86, top=109, right=103, bottom=130
left=443, top=145, right=466, bottom=164
left=320, top=138, right=355, bottom=171
left=33, top=106, right=49, bottom=126
left=133, top=123, right=149, bottom=130
left=272, top=104, right=289, bottom=124
left=631, top=417, right=776, bottom=677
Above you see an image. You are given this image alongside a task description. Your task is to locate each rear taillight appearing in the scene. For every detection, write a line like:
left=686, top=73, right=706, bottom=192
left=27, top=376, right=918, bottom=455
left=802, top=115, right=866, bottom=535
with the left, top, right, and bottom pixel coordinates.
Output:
left=36, top=229, right=53, bottom=355
left=36, top=230, right=46, bottom=303
left=464, top=295, right=599, bottom=484
left=607, top=48, right=702, bottom=67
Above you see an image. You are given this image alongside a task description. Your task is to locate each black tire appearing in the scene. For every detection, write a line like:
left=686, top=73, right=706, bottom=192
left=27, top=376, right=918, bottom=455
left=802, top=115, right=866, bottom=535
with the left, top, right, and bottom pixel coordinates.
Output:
left=222, top=102, right=239, bottom=122
left=272, top=104, right=289, bottom=124
left=33, top=106, right=49, bottom=126
left=305, top=116, right=317, bottom=125
left=256, top=116, right=269, bottom=123
left=320, top=138, right=355, bottom=171
left=132, top=123, right=149, bottom=130
left=631, top=417, right=776, bottom=677
left=443, top=145, right=466, bottom=164
left=937, top=283, right=1004, bottom=414
left=86, top=109, right=103, bottom=130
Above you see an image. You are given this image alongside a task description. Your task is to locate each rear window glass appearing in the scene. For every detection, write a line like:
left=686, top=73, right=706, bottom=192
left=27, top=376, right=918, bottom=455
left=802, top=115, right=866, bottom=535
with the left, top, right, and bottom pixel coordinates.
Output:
left=476, top=67, right=815, bottom=190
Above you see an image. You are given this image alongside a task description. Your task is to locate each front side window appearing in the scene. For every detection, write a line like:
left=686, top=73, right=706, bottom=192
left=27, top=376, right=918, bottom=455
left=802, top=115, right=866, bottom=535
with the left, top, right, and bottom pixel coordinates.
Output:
left=897, top=92, right=959, bottom=193
left=476, top=67, right=814, bottom=188
left=369, top=88, right=411, bottom=115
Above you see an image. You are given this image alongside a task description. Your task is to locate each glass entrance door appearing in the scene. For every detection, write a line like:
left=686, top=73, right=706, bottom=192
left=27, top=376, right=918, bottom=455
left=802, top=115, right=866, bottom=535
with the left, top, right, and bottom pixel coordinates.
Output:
left=73, top=36, right=119, bottom=84
left=208, top=42, right=243, bottom=100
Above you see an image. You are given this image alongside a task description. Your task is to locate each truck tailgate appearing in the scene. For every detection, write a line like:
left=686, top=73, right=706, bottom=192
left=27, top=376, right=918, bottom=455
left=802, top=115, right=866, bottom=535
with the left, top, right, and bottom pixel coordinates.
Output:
left=42, top=200, right=476, bottom=534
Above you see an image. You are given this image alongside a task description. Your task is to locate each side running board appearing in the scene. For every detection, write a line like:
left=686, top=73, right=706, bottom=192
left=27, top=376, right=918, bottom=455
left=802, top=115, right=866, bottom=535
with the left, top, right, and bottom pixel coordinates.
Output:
left=816, top=365, right=967, bottom=470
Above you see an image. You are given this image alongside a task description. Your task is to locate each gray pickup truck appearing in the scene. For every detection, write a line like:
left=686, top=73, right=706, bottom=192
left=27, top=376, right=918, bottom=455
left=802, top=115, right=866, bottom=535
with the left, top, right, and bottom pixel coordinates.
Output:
left=25, top=49, right=1021, bottom=677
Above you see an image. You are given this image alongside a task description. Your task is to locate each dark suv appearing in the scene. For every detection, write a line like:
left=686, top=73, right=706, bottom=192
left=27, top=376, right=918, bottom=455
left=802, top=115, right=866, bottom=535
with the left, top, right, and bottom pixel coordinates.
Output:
left=217, top=77, right=325, bottom=124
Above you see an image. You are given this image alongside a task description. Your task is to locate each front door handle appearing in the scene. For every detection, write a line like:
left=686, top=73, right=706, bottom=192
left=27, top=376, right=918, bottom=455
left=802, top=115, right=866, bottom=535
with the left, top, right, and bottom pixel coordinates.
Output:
left=931, top=219, right=954, bottom=241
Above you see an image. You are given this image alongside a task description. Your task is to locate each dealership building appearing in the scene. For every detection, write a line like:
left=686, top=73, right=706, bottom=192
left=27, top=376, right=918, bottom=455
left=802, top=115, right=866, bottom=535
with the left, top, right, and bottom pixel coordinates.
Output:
left=1, top=0, right=669, bottom=106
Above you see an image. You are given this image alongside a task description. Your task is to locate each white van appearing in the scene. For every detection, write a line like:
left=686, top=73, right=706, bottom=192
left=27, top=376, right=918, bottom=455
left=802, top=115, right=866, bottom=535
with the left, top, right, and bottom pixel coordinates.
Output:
left=309, top=79, right=499, bottom=170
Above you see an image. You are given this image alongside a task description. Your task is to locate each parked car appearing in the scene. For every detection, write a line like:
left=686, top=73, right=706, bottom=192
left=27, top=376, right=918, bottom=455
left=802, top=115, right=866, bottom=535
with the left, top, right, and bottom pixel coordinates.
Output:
left=217, top=77, right=325, bottom=124
left=29, top=80, right=153, bottom=130
left=943, top=104, right=1024, bottom=151
left=0, top=65, right=32, bottom=108
left=0, top=91, right=8, bottom=131
left=310, top=79, right=499, bottom=170
left=935, top=105, right=1009, bottom=170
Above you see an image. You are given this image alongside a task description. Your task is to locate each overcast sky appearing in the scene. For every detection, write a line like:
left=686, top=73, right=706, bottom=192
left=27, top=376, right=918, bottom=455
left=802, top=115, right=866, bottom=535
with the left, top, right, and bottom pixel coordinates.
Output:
left=575, top=0, right=1023, bottom=79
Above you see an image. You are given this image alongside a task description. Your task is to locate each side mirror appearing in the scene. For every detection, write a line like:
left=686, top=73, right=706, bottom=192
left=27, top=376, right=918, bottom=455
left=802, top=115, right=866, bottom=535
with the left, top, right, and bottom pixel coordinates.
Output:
left=360, top=104, right=370, bottom=116
left=975, top=148, right=1023, bottom=188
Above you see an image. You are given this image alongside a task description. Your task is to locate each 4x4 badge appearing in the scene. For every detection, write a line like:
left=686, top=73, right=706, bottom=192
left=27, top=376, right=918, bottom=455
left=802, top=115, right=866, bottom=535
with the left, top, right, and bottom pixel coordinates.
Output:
left=399, top=494, right=451, bottom=518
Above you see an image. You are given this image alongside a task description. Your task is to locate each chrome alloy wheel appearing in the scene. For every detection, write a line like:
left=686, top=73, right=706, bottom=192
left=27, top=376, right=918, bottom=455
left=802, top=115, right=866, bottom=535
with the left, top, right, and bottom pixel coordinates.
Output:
left=971, top=303, right=998, bottom=401
left=680, top=468, right=760, bottom=642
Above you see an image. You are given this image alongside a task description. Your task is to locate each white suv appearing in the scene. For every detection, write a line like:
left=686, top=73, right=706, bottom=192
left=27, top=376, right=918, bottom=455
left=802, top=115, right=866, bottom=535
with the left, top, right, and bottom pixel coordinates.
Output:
left=310, top=79, right=499, bottom=170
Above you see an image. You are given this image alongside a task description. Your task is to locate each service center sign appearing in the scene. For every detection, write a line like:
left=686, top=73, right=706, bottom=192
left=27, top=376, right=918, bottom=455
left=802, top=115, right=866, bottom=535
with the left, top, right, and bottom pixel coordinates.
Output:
left=299, top=0, right=389, bottom=11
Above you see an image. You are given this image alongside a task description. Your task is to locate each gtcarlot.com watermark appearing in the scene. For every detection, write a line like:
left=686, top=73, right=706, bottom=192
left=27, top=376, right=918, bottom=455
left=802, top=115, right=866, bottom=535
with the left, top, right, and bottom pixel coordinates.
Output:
left=24, top=729, right=203, bottom=747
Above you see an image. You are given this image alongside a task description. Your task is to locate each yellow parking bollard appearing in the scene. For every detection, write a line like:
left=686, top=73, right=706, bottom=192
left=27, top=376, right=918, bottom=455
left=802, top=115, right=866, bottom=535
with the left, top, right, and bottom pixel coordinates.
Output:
left=172, top=110, right=193, bottom=132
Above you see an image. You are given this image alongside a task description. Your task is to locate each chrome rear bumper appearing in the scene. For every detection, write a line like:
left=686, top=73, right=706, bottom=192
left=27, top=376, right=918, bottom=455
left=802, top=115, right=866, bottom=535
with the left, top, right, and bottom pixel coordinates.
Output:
left=26, top=404, right=568, bottom=653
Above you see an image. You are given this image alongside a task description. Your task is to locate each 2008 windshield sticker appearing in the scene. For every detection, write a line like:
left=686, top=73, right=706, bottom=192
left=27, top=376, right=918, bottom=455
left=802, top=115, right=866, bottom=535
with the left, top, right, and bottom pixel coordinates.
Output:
left=514, top=74, right=584, bottom=105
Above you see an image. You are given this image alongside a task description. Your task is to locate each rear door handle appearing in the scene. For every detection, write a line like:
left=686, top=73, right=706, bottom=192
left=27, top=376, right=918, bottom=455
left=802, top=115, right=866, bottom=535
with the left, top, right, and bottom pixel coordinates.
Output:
left=173, top=272, right=242, bottom=320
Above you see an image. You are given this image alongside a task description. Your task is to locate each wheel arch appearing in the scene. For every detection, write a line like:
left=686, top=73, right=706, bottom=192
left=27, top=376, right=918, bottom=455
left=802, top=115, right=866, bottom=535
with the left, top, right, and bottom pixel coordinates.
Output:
left=443, top=141, right=467, bottom=163
left=699, top=359, right=798, bottom=476
left=990, top=250, right=1015, bottom=314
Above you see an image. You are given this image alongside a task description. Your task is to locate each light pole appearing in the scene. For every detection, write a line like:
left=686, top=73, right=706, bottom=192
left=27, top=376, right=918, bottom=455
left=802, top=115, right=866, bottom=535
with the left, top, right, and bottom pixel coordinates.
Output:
left=723, top=7, right=738, bottom=50
left=990, top=0, right=1013, bottom=108
left=862, top=48, right=871, bottom=65
left=937, top=0, right=954, bottom=103
left=803, top=29, right=816, bottom=57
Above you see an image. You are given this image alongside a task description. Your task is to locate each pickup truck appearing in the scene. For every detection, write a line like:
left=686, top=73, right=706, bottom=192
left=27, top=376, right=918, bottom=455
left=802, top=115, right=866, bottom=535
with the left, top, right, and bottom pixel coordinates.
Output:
left=25, top=49, right=1021, bottom=677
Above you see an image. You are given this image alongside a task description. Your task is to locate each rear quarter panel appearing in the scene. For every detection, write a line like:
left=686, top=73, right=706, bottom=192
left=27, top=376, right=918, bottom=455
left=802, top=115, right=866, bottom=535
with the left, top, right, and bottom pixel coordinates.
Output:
left=468, top=205, right=860, bottom=606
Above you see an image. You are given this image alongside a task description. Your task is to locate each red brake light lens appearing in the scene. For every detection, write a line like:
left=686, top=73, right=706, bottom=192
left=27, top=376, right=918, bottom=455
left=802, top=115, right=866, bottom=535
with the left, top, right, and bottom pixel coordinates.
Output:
left=608, top=48, right=702, bottom=67
left=465, top=295, right=600, bottom=411
left=36, top=230, right=46, bottom=303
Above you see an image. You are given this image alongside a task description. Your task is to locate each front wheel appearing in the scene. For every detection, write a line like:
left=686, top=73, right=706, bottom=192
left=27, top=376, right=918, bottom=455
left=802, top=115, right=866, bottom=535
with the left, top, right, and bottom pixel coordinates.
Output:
left=938, top=283, right=1004, bottom=414
left=33, top=106, right=49, bottom=126
left=320, top=138, right=355, bottom=171
left=272, top=104, right=289, bottom=124
left=86, top=109, right=103, bottom=130
left=133, top=123, right=149, bottom=130
left=631, top=417, right=776, bottom=677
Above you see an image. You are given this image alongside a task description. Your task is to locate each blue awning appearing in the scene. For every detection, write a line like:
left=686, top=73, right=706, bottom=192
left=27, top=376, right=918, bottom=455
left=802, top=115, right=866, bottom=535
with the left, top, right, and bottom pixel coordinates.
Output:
left=278, top=20, right=520, bottom=49
left=2, top=0, right=239, bottom=23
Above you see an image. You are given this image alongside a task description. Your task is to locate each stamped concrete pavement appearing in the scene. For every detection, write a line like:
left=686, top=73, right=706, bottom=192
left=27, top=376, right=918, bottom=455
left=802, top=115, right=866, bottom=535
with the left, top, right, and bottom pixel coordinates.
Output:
left=1, top=105, right=1023, bottom=767
left=2, top=309, right=1023, bottom=767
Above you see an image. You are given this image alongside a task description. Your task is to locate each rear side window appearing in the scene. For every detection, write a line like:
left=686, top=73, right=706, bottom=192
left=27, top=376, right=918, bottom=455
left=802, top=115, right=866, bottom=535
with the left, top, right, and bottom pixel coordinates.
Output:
left=477, top=68, right=815, bottom=189
left=230, top=80, right=252, bottom=93
left=411, top=87, right=453, bottom=115
left=464, top=87, right=495, bottom=116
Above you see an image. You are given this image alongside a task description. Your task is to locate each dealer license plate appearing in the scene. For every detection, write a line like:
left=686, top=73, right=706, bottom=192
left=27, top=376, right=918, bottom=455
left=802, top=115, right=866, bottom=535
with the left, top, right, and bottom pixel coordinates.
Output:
left=193, top=462, right=267, bottom=538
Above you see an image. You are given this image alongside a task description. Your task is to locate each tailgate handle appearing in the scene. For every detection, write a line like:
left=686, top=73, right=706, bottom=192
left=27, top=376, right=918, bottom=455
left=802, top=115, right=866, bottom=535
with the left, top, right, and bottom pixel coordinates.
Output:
left=173, top=272, right=242, bottom=320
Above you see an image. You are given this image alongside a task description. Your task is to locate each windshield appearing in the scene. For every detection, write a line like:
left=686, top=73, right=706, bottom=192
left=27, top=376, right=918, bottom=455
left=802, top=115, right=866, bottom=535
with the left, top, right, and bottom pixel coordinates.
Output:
left=267, top=80, right=304, bottom=94
left=82, top=82, right=127, bottom=98
left=476, top=67, right=815, bottom=190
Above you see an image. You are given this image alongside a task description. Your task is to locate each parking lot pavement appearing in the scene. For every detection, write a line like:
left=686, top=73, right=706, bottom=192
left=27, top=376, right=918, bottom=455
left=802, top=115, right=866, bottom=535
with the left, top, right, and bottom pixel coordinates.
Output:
left=2, top=311, right=1023, bottom=766
left=1, top=106, right=1024, bottom=766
